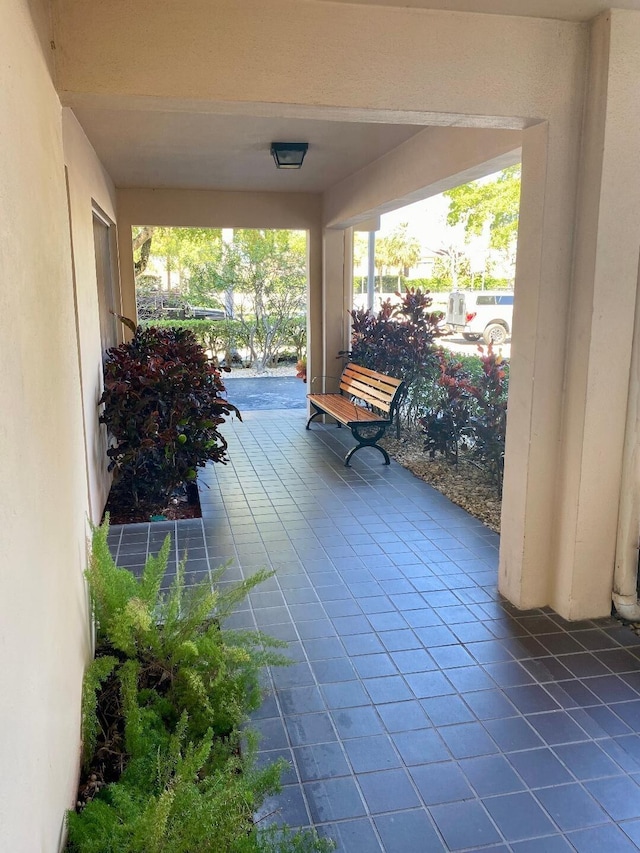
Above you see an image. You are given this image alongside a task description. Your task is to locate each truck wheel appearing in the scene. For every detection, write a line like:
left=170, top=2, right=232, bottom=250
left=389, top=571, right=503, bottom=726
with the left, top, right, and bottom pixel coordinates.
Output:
left=462, top=333, right=482, bottom=342
left=483, top=324, right=508, bottom=345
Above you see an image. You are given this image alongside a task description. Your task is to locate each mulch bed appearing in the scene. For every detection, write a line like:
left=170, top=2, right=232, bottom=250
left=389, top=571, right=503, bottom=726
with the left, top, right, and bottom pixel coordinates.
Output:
left=382, top=431, right=502, bottom=533
left=103, top=483, right=202, bottom=525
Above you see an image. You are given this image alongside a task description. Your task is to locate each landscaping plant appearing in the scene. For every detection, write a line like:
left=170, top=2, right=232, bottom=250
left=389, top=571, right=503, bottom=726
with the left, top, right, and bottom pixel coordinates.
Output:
left=346, top=289, right=444, bottom=427
left=67, top=519, right=333, bottom=853
left=100, top=325, right=240, bottom=512
left=420, top=344, right=509, bottom=488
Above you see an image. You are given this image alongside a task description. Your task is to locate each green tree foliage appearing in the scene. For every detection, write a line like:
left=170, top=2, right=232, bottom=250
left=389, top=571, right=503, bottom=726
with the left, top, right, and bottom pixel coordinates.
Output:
left=216, top=230, right=307, bottom=370
left=354, top=225, right=422, bottom=295
left=134, top=227, right=223, bottom=291
left=376, top=223, right=421, bottom=290
left=444, top=165, right=521, bottom=253
left=133, top=228, right=308, bottom=368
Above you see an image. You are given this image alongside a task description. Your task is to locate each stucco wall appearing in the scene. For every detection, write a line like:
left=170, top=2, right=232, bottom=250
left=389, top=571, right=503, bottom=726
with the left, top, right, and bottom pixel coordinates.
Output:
left=0, top=1, right=92, bottom=850
left=324, top=126, right=522, bottom=228
left=53, top=0, right=584, bottom=126
left=62, top=109, right=119, bottom=523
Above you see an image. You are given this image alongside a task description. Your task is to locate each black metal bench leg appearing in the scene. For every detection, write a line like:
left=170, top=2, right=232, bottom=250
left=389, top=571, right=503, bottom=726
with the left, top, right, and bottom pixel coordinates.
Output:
left=345, top=425, right=389, bottom=467
left=306, top=405, right=323, bottom=430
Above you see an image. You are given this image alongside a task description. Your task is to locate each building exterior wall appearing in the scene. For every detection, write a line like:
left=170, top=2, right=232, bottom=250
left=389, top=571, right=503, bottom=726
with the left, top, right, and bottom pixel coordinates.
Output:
left=0, top=1, right=92, bottom=850
left=0, top=1, right=130, bottom=847
left=62, top=109, right=119, bottom=523
left=324, top=126, right=522, bottom=229
left=3, top=1, right=640, bottom=849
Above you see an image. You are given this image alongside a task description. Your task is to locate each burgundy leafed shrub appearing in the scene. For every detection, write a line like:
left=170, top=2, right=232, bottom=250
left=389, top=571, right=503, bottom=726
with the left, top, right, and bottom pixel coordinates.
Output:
left=420, top=344, right=509, bottom=488
left=420, top=351, right=474, bottom=462
left=346, top=289, right=444, bottom=424
left=99, top=325, right=240, bottom=510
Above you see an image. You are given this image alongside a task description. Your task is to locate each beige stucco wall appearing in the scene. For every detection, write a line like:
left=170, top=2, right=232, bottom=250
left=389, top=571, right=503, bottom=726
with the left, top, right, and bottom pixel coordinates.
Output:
left=92, top=3, right=588, bottom=615
left=0, top=1, right=94, bottom=850
left=551, top=10, right=640, bottom=616
left=324, top=126, right=522, bottom=229
left=53, top=0, right=584, bottom=125
left=49, top=0, right=640, bottom=619
left=63, top=109, right=119, bottom=523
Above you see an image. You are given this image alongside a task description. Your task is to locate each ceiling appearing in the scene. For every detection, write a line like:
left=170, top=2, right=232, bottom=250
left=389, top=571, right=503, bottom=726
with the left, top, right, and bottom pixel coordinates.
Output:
left=70, top=0, right=640, bottom=195
left=312, top=0, right=640, bottom=22
left=72, top=107, right=424, bottom=193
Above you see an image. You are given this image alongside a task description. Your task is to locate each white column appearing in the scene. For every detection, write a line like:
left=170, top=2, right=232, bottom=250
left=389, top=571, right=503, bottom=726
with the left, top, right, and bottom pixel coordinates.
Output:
left=321, top=228, right=352, bottom=394
left=500, top=10, right=640, bottom=620
left=551, top=11, right=640, bottom=619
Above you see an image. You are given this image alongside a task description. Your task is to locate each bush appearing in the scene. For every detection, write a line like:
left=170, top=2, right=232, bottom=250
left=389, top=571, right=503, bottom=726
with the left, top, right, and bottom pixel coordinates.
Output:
left=420, top=345, right=509, bottom=487
left=67, top=520, right=333, bottom=853
left=347, top=289, right=444, bottom=426
left=100, top=325, right=240, bottom=511
left=140, top=319, right=244, bottom=364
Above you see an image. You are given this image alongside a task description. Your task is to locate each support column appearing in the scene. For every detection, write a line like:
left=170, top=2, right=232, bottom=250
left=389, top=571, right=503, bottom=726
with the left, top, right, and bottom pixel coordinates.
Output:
left=307, top=225, right=324, bottom=396
left=321, top=228, right=353, bottom=393
left=500, top=10, right=640, bottom=620
left=550, top=10, right=640, bottom=619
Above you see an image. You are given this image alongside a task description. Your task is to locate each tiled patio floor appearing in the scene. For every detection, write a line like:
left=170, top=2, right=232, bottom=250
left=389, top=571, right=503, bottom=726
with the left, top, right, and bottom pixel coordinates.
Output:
left=110, top=410, right=640, bottom=852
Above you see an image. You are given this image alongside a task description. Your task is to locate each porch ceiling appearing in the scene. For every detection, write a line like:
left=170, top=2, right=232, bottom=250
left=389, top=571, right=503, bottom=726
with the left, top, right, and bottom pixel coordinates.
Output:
left=312, top=0, right=640, bottom=22
left=71, top=106, right=424, bottom=193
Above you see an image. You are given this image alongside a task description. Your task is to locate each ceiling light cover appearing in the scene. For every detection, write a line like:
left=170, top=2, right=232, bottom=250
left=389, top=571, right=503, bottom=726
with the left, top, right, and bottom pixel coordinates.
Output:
left=270, top=142, right=309, bottom=169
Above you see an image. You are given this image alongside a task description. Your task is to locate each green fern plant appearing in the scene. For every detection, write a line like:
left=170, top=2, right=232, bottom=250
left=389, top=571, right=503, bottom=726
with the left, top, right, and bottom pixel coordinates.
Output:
left=71, top=518, right=333, bottom=852
left=84, top=517, right=288, bottom=748
left=69, top=704, right=332, bottom=852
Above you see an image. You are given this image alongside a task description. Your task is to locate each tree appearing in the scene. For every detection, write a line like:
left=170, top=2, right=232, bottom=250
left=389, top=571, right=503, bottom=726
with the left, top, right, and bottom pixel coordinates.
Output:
left=132, top=226, right=155, bottom=277
left=377, top=223, right=421, bottom=290
left=430, top=245, right=471, bottom=290
left=132, top=227, right=223, bottom=290
left=216, top=229, right=307, bottom=370
left=444, top=165, right=521, bottom=269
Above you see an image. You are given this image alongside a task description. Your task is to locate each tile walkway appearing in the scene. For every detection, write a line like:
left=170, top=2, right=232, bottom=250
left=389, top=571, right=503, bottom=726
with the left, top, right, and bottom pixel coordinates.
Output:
left=110, top=409, right=640, bottom=852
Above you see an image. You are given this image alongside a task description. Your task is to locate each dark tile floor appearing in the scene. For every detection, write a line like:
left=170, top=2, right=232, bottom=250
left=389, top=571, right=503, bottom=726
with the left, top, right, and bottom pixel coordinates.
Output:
left=109, top=410, right=640, bottom=852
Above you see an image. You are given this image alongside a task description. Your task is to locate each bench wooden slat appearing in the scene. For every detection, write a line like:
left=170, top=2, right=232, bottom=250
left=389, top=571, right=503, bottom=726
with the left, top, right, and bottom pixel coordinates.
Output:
left=342, top=363, right=403, bottom=388
left=306, top=362, right=404, bottom=466
left=307, top=393, right=384, bottom=426
left=339, top=377, right=394, bottom=412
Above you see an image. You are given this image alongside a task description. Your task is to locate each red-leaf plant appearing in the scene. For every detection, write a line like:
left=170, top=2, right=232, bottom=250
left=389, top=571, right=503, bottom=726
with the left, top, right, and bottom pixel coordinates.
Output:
left=99, top=325, right=240, bottom=511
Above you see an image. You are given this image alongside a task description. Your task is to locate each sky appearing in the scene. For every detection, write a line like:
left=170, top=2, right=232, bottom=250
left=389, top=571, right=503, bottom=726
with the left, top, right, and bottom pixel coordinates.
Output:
left=371, top=169, right=510, bottom=278
left=379, top=193, right=458, bottom=248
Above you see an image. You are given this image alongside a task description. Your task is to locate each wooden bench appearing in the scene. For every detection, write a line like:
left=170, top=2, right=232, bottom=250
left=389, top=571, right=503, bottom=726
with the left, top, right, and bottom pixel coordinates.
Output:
left=306, top=363, right=404, bottom=467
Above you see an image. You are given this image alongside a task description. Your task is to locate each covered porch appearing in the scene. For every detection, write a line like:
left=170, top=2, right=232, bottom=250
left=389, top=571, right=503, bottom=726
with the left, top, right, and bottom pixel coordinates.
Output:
left=112, top=411, right=640, bottom=850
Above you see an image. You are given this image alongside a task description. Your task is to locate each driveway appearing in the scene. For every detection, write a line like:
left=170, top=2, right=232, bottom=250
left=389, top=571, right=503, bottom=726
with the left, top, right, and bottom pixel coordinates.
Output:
left=223, top=376, right=307, bottom=411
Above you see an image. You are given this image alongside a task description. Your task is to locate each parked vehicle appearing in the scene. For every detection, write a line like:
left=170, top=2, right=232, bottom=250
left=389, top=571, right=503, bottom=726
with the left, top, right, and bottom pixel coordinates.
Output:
left=445, top=290, right=514, bottom=345
left=137, top=290, right=225, bottom=321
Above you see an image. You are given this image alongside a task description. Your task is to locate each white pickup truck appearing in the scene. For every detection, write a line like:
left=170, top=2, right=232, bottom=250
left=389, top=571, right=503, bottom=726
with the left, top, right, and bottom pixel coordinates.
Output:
left=445, top=290, right=514, bottom=345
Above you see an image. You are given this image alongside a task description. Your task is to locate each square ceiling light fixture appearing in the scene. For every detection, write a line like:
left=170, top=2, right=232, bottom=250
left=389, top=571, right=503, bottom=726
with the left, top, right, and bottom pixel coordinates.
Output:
left=270, top=142, right=309, bottom=169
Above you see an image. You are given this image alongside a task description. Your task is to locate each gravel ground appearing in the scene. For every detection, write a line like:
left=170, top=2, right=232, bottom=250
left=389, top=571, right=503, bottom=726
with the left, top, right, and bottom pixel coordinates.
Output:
left=382, top=431, right=502, bottom=533
left=223, top=364, right=298, bottom=379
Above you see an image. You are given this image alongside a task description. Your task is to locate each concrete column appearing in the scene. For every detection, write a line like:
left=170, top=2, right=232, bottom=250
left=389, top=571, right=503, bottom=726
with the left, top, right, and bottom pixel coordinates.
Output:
left=322, top=228, right=352, bottom=393
left=501, top=10, right=640, bottom=620
left=550, top=11, right=640, bottom=619
left=499, top=121, right=571, bottom=613
left=117, top=225, right=137, bottom=333
left=307, top=225, right=324, bottom=395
